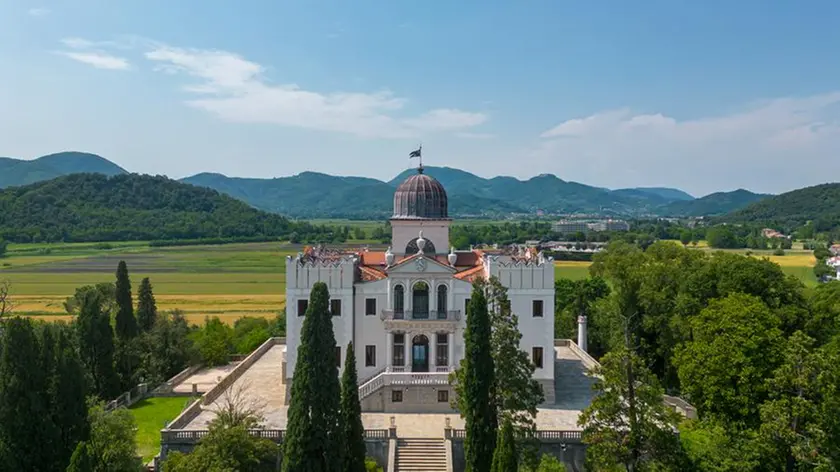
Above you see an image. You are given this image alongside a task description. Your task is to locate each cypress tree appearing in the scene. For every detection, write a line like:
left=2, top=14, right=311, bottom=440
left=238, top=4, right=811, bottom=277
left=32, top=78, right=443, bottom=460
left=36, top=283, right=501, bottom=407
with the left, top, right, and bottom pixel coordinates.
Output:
left=341, top=342, right=366, bottom=472
left=136, top=277, right=157, bottom=332
left=49, top=324, right=90, bottom=468
left=490, top=419, right=517, bottom=472
left=0, top=317, right=54, bottom=470
left=463, top=283, right=496, bottom=472
left=77, top=291, right=120, bottom=399
left=114, top=260, right=137, bottom=340
left=283, top=282, right=343, bottom=472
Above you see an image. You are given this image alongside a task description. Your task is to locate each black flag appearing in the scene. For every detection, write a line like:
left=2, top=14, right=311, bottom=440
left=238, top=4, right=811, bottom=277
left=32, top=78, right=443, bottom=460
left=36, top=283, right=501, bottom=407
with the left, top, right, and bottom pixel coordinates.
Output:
left=409, top=146, right=422, bottom=158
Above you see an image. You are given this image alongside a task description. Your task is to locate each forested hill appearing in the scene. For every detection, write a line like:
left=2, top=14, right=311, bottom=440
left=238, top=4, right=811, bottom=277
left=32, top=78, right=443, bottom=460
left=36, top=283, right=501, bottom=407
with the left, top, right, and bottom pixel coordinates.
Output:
left=721, top=183, right=840, bottom=228
left=0, top=173, right=296, bottom=243
left=0, top=152, right=126, bottom=188
left=660, top=189, right=769, bottom=216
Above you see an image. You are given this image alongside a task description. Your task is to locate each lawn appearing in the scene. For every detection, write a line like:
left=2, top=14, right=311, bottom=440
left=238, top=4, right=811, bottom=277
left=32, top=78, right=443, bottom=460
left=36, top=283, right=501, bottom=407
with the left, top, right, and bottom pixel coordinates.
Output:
left=554, top=261, right=592, bottom=281
left=130, top=396, right=197, bottom=463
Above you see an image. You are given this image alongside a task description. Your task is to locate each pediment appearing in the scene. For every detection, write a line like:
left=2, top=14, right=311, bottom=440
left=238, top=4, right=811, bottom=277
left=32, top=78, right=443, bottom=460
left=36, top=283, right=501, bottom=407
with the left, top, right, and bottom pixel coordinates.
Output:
left=386, top=254, right=456, bottom=275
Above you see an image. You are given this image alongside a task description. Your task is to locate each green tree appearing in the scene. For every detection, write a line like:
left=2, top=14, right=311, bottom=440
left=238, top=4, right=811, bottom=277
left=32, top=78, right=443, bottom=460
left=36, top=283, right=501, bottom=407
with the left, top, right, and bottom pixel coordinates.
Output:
left=283, top=282, right=343, bottom=472
left=578, top=346, right=684, bottom=472
left=233, top=316, right=272, bottom=354
left=67, top=402, right=143, bottom=472
left=458, top=282, right=496, bottom=472
left=757, top=331, right=836, bottom=470
left=0, top=317, right=56, bottom=471
left=679, top=229, right=692, bottom=246
left=0, top=238, right=7, bottom=257
left=163, top=423, right=279, bottom=472
left=63, top=283, right=116, bottom=315
left=490, top=419, right=517, bottom=472
left=192, top=316, right=234, bottom=366
left=554, top=277, right=610, bottom=354
left=675, top=293, right=783, bottom=427
left=76, top=291, right=120, bottom=399
left=680, top=419, right=764, bottom=472
left=341, top=342, right=366, bottom=472
left=45, top=323, right=90, bottom=469
left=0, top=279, right=11, bottom=321
left=535, top=454, right=566, bottom=472
left=136, top=277, right=158, bottom=333
left=114, top=261, right=137, bottom=340
left=139, top=311, right=195, bottom=384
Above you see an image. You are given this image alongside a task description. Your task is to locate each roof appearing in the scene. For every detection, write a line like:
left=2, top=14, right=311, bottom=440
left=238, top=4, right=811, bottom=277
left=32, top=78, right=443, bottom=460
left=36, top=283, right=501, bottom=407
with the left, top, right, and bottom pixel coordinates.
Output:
left=392, top=167, right=449, bottom=220
left=356, top=250, right=485, bottom=283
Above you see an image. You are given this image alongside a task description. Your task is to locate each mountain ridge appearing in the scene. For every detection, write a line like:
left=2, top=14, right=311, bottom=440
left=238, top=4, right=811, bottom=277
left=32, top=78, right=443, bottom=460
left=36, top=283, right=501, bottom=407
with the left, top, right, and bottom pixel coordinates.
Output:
left=1, top=151, right=770, bottom=218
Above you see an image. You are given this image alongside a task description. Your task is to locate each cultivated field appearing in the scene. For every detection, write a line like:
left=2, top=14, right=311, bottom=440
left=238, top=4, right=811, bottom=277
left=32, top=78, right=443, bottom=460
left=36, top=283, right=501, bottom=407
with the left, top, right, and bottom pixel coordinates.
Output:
left=1, top=242, right=292, bottom=324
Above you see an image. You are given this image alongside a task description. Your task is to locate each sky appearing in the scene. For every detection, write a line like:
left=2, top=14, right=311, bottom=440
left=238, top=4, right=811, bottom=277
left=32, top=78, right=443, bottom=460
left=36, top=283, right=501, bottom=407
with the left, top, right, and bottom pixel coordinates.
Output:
left=2, top=1, right=840, bottom=196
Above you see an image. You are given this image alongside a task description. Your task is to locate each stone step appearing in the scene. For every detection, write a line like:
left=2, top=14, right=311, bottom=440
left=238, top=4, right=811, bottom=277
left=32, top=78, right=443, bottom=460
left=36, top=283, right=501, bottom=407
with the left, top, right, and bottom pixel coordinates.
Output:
left=395, top=438, right=448, bottom=472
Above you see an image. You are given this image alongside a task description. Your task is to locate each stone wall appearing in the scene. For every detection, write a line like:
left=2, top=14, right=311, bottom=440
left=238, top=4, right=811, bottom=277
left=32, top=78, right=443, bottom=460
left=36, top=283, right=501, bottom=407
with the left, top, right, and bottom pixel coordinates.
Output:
left=363, top=385, right=457, bottom=413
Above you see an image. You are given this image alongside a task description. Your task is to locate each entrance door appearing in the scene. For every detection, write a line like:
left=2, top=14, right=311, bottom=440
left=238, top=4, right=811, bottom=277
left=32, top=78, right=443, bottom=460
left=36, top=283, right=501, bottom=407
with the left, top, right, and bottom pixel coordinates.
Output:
left=411, top=335, right=429, bottom=372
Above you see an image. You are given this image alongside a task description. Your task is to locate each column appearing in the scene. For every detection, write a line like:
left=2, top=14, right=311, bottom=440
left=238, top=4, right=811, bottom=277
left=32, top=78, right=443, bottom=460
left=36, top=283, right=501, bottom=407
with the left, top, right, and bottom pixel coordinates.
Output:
left=386, top=332, right=393, bottom=370
left=448, top=331, right=454, bottom=370
left=404, top=334, right=411, bottom=372
left=430, top=333, right=436, bottom=370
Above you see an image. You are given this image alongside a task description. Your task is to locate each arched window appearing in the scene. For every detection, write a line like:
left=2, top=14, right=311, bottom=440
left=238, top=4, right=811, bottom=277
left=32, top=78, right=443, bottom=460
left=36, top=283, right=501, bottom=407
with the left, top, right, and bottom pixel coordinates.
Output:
left=405, top=237, right=437, bottom=256
left=394, top=285, right=405, bottom=317
left=412, top=281, right=429, bottom=319
left=436, top=285, right=448, bottom=318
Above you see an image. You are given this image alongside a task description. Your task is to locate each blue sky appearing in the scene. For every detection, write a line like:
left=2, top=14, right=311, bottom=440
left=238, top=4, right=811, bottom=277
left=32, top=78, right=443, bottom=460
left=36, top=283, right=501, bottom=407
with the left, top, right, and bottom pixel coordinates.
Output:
left=2, top=0, right=840, bottom=196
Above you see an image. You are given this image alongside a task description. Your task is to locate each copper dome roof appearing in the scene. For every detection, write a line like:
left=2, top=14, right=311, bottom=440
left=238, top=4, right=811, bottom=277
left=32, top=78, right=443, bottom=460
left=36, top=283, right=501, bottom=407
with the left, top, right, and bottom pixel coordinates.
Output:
left=392, top=167, right=449, bottom=219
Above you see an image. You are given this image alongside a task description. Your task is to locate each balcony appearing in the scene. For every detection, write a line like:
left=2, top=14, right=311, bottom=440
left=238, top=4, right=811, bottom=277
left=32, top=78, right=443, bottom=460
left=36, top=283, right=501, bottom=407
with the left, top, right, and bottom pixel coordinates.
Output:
left=380, top=309, right=461, bottom=321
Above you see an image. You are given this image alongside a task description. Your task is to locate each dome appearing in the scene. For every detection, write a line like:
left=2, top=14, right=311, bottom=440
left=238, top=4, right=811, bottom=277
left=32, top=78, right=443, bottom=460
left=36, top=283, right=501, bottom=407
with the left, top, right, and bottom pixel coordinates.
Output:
left=392, top=167, right=449, bottom=219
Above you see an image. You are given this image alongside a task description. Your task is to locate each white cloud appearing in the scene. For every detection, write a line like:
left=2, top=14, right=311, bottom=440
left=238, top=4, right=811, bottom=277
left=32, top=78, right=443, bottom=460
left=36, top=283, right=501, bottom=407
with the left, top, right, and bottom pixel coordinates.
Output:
left=143, top=45, right=487, bottom=138
left=535, top=92, right=840, bottom=195
left=57, top=51, right=130, bottom=70
left=28, top=7, right=50, bottom=16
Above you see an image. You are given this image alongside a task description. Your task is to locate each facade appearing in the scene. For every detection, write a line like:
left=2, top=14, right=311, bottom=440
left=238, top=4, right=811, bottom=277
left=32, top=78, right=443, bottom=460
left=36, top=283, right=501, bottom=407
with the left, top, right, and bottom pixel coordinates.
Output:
left=552, top=218, right=630, bottom=234
left=285, top=166, right=556, bottom=411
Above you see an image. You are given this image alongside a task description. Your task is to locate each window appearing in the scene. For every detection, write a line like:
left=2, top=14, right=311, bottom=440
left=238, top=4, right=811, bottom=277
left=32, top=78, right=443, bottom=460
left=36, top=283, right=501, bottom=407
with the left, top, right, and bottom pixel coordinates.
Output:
left=392, top=390, right=403, bottom=403
left=532, top=299, right=544, bottom=317
left=436, top=333, right=449, bottom=367
left=393, top=333, right=405, bottom=366
left=394, top=285, right=405, bottom=316
left=532, top=347, right=544, bottom=369
left=297, top=299, right=308, bottom=317
left=365, top=345, right=376, bottom=367
left=365, top=298, right=377, bottom=316
left=437, top=390, right=449, bottom=403
left=330, top=299, right=341, bottom=316
left=335, top=347, right=342, bottom=368
left=436, top=285, right=448, bottom=317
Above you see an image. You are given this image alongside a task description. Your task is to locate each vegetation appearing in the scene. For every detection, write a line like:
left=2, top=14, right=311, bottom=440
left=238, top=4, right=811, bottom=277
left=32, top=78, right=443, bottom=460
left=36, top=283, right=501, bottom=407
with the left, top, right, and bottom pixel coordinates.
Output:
left=661, top=188, right=767, bottom=216
left=283, top=282, right=343, bottom=471
left=136, top=277, right=157, bottom=332
left=341, top=342, right=366, bottom=472
left=0, top=173, right=297, bottom=243
left=67, top=402, right=144, bottom=472
left=129, top=397, right=195, bottom=462
left=490, top=419, right=517, bottom=472
left=723, top=183, right=840, bottom=233
left=458, top=283, right=496, bottom=472
left=0, top=151, right=126, bottom=189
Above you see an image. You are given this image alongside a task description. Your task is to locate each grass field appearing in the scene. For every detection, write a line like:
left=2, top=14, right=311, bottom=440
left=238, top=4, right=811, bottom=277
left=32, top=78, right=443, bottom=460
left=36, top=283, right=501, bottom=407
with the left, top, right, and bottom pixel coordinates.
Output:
left=129, top=396, right=196, bottom=462
left=1, top=242, right=291, bottom=324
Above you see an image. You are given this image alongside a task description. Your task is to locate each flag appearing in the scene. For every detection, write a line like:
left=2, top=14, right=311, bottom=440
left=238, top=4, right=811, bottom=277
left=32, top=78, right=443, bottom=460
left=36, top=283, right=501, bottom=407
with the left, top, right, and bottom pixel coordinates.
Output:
left=409, top=146, right=422, bottom=158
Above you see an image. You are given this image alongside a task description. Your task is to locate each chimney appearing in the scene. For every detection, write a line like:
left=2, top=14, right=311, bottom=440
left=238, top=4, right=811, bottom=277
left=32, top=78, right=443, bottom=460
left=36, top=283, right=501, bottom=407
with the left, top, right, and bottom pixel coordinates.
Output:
left=577, top=315, right=588, bottom=352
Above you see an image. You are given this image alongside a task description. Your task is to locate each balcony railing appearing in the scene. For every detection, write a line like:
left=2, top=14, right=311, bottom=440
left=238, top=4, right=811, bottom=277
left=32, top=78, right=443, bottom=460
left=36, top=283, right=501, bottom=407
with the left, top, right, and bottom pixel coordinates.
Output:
left=381, top=309, right=461, bottom=321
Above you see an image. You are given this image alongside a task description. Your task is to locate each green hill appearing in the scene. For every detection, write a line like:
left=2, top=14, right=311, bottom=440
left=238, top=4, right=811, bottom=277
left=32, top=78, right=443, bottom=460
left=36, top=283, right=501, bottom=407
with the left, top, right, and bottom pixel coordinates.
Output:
left=0, top=152, right=126, bottom=188
left=0, top=173, right=295, bottom=243
left=721, top=183, right=840, bottom=228
left=660, top=189, right=769, bottom=216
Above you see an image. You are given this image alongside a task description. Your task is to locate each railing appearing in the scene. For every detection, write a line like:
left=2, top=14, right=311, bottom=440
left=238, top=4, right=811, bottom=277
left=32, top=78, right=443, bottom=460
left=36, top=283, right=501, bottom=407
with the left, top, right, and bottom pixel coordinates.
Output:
left=358, top=369, right=452, bottom=400
left=381, top=309, right=461, bottom=321
left=161, top=428, right=389, bottom=445
left=447, top=429, right=583, bottom=442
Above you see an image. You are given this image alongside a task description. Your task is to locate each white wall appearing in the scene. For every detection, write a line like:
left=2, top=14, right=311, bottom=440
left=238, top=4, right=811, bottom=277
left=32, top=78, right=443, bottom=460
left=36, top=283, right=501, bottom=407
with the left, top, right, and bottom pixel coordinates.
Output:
left=485, top=256, right=556, bottom=380
left=390, top=219, right=450, bottom=255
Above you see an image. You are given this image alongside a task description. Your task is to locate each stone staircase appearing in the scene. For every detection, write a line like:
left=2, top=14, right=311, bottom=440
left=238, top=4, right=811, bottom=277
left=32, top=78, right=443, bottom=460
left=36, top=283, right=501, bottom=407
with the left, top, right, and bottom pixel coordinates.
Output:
left=395, top=438, right=448, bottom=471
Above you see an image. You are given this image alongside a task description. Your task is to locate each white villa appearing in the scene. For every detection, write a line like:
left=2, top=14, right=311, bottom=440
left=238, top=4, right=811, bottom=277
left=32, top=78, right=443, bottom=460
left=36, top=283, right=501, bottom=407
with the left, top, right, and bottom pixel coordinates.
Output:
left=285, top=166, right=557, bottom=411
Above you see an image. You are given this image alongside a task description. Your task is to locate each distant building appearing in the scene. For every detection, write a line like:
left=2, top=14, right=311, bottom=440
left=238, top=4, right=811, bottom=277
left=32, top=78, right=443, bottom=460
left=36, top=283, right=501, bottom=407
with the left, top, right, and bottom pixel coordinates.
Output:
left=762, top=228, right=786, bottom=239
left=552, top=219, right=630, bottom=234
left=830, top=244, right=840, bottom=256
left=827, top=256, right=840, bottom=279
